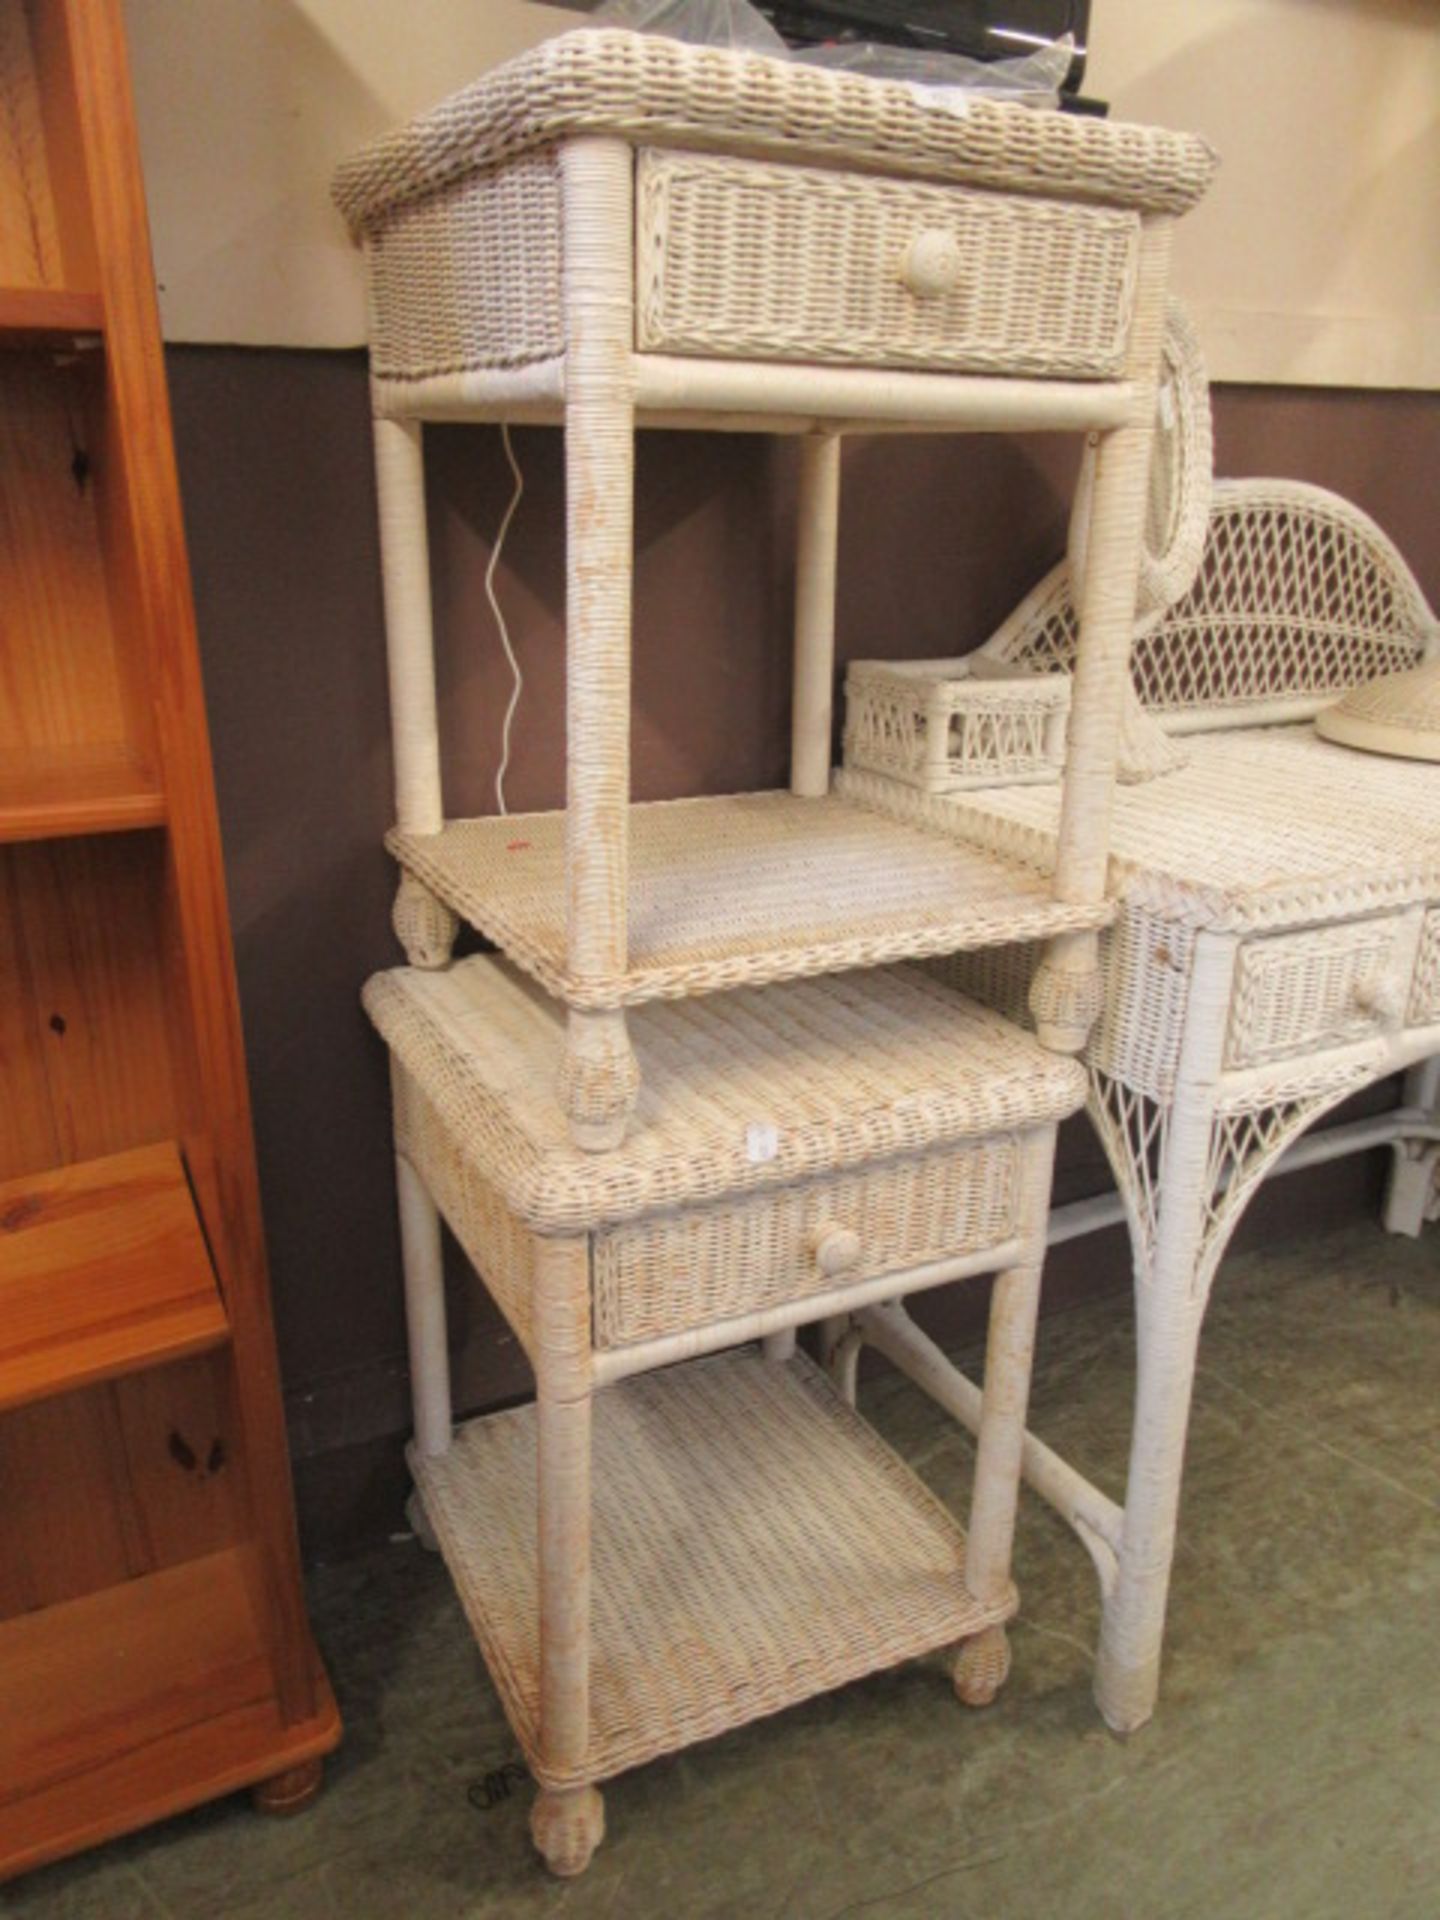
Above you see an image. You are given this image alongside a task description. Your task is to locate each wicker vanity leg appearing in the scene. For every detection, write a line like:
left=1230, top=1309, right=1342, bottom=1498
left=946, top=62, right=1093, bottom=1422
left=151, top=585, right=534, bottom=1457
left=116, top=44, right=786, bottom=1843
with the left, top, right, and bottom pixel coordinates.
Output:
left=955, top=1128, right=1057, bottom=1706
left=531, top=1235, right=603, bottom=1877
left=560, top=137, right=638, bottom=1152
left=372, top=411, right=458, bottom=970
left=1383, top=1056, right=1440, bottom=1237
left=1093, top=933, right=1230, bottom=1732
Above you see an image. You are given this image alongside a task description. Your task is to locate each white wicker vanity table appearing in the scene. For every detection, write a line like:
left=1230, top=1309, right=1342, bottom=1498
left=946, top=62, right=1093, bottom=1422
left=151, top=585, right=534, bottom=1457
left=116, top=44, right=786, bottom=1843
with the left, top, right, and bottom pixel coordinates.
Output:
left=335, top=28, right=1214, bottom=1874
left=839, top=476, right=1440, bottom=1736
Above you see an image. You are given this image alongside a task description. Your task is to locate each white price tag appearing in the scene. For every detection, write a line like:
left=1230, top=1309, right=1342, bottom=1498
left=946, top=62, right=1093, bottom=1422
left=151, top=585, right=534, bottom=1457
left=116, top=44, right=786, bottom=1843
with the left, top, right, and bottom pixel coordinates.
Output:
left=745, top=1122, right=780, bottom=1165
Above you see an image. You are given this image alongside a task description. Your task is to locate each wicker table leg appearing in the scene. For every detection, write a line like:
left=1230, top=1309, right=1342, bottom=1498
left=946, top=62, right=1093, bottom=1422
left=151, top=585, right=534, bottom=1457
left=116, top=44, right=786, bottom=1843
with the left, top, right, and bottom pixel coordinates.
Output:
left=955, top=1129, right=1055, bottom=1705
left=561, top=137, right=637, bottom=1153
left=1383, top=1056, right=1440, bottom=1237
left=531, top=1235, right=604, bottom=1877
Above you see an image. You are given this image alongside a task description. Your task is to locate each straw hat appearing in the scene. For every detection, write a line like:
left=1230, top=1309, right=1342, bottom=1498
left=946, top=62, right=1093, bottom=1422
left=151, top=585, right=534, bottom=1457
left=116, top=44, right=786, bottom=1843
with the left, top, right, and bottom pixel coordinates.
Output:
left=1316, top=657, right=1440, bottom=763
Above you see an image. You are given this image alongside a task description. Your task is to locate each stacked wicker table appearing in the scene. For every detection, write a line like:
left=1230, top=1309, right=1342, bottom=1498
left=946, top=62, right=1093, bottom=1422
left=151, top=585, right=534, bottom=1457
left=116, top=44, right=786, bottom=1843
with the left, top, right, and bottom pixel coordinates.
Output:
left=335, top=26, right=1214, bottom=1875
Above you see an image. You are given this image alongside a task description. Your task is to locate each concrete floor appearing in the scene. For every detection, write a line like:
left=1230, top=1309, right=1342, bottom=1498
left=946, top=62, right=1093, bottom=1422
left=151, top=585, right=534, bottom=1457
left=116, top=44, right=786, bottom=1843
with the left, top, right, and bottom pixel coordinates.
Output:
left=6, top=1220, right=1438, bottom=1920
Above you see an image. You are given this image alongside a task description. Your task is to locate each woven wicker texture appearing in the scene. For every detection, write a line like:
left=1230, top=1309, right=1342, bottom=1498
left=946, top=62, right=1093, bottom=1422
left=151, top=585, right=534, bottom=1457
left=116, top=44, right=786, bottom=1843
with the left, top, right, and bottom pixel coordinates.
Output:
left=364, top=955, right=1084, bottom=1234
left=934, top=725, right=1440, bottom=932
left=410, top=1347, right=1009, bottom=1790
left=366, top=150, right=563, bottom=381
left=986, top=480, right=1433, bottom=722
left=393, top=1069, right=537, bottom=1351
left=844, top=659, right=1070, bottom=792
left=1224, top=917, right=1417, bottom=1071
left=1316, top=657, right=1440, bottom=763
left=387, top=791, right=1111, bottom=1009
left=333, top=28, right=1217, bottom=237
left=592, top=1138, right=1016, bottom=1349
left=635, top=149, right=1138, bottom=379
left=1411, top=913, right=1440, bottom=1025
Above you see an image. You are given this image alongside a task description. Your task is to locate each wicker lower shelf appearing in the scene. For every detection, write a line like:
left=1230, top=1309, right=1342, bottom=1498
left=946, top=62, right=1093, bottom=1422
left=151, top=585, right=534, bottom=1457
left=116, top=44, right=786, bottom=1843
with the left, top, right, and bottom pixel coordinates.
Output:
left=411, top=1346, right=1007, bottom=1790
left=389, top=790, right=1107, bottom=1008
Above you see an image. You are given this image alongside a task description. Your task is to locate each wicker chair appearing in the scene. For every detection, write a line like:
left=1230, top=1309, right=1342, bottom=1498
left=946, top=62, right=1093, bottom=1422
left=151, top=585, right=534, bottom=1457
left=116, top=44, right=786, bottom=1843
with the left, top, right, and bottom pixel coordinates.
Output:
left=840, top=469, right=1440, bottom=1735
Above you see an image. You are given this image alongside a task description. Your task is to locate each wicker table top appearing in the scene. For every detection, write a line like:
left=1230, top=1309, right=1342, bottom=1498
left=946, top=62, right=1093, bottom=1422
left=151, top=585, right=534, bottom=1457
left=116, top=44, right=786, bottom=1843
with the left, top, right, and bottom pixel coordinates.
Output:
left=866, top=727, right=1440, bottom=934
left=411, top=1346, right=1009, bottom=1789
left=388, top=789, right=1112, bottom=1011
left=333, top=27, right=1217, bottom=236
left=364, top=955, right=1084, bottom=1233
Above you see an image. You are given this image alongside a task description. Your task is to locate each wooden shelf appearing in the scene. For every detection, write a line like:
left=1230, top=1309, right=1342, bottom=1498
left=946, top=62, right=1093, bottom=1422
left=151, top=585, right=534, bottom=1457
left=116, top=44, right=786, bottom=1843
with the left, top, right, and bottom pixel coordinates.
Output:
left=389, top=787, right=1112, bottom=1008
left=0, top=1143, right=228, bottom=1413
left=0, top=742, right=165, bottom=843
left=0, top=1547, right=340, bottom=1882
left=0, top=286, right=104, bottom=346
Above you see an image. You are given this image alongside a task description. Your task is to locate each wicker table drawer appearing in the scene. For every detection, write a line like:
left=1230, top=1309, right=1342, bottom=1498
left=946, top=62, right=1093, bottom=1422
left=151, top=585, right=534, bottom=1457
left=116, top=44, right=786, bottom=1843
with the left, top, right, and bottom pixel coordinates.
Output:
left=1410, top=910, right=1440, bottom=1026
left=593, top=1137, right=1017, bottom=1351
left=1225, top=917, right=1414, bottom=1071
left=636, top=149, right=1140, bottom=379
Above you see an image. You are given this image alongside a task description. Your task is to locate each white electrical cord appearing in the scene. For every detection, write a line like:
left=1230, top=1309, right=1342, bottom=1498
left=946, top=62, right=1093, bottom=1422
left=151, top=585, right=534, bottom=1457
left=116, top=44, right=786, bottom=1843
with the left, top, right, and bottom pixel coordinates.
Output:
left=486, top=422, right=526, bottom=814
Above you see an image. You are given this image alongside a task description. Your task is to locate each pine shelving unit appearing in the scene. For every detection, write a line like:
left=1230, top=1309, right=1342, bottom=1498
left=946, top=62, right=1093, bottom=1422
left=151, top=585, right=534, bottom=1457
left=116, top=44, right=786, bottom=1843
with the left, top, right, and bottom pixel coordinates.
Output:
left=0, top=0, right=338, bottom=1880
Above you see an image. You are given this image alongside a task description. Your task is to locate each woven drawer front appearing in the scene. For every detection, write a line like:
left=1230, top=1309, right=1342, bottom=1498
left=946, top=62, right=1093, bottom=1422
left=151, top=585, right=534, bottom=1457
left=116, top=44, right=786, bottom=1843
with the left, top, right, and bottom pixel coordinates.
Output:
left=1225, top=917, right=1412, bottom=1071
left=1410, top=911, right=1440, bottom=1025
left=367, top=151, right=563, bottom=382
left=636, top=149, right=1139, bottom=378
left=593, top=1138, right=1017, bottom=1350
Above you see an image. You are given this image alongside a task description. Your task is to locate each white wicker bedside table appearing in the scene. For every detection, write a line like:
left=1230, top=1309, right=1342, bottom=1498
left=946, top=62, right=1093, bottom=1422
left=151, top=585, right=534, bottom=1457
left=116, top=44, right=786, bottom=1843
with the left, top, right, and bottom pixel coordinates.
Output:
left=839, top=475, right=1440, bottom=1736
left=335, top=26, right=1214, bottom=1873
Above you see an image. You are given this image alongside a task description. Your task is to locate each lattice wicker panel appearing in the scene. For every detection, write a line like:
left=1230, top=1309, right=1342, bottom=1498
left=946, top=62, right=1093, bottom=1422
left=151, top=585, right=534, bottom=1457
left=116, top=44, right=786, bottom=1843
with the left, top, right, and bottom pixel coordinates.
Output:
left=984, top=481, right=1431, bottom=721
left=1410, top=911, right=1440, bottom=1026
left=845, top=661, right=1069, bottom=793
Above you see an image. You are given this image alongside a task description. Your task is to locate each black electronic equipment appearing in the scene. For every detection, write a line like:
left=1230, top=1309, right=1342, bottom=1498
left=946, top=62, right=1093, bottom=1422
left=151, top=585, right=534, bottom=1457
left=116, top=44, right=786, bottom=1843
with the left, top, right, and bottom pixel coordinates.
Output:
left=756, top=2, right=1094, bottom=101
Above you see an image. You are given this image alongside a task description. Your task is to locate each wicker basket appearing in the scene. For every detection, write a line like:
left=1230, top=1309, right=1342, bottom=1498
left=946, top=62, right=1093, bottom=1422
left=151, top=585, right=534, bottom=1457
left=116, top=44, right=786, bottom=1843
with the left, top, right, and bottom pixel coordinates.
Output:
left=844, top=656, right=1070, bottom=793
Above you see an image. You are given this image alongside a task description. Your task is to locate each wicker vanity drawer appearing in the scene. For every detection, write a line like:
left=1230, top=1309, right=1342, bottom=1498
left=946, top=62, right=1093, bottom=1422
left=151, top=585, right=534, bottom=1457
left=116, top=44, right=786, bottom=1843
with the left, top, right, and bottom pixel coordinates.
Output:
left=1225, top=917, right=1414, bottom=1071
left=1410, top=910, right=1440, bottom=1026
left=635, top=149, right=1140, bottom=378
left=593, top=1137, right=1017, bottom=1351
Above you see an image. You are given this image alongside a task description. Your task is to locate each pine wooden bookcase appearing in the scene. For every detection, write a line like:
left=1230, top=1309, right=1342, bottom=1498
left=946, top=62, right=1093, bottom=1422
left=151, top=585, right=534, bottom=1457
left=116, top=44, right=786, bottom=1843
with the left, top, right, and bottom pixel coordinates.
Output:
left=0, top=0, right=338, bottom=1879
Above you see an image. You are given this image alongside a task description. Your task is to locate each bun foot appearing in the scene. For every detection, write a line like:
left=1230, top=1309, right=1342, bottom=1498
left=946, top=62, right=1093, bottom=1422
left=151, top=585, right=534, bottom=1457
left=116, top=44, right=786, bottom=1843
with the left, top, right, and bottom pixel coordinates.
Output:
left=531, top=1784, right=605, bottom=1878
left=954, top=1625, right=1012, bottom=1708
left=252, top=1758, right=324, bottom=1817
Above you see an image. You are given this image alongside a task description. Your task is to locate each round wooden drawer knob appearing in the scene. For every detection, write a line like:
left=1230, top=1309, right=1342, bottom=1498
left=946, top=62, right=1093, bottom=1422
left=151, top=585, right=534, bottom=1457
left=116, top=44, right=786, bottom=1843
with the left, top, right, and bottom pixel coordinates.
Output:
left=811, top=1222, right=862, bottom=1278
left=902, top=228, right=963, bottom=299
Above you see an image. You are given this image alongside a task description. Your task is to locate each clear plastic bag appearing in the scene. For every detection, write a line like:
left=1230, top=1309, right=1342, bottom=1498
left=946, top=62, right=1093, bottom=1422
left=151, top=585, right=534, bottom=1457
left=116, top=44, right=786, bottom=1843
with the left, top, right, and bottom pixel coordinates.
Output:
left=792, top=35, right=1074, bottom=112
left=587, top=0, right=1070, bottom=110
left=588, top=0, right=787, bottom=54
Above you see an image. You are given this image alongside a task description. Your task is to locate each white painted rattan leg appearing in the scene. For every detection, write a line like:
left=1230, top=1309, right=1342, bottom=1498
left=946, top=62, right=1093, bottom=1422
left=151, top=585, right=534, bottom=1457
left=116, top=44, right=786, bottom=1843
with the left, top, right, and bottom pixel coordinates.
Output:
left=531, top=1235, right=603, bottom=1877
left=1383, top=1057, right=1440, bottom=1237
left=395, top=1149, right=451, bottom=1459
left=560, top=138, right=636, bottom=1152
left=372, top=412, right=445, bottom=839
left=1093, top=1263, right=1207, bottom=1736
left=956, top=1129, right=1057, bottom=1706
left=790, top=431, right=842, bottom=799
left=761, top=1327, right=797, bottom=1361
left=817, top=1313, right=851, bottom=1374
left=391, top=870, right=459, bottom=971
